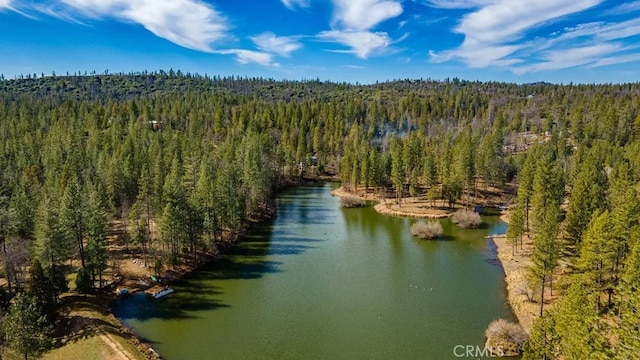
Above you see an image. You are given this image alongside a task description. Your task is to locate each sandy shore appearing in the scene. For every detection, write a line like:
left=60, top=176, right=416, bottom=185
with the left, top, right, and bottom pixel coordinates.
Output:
left=331, top=186, right=453, bottom=218
left=491, top=232, right=537, bottom=333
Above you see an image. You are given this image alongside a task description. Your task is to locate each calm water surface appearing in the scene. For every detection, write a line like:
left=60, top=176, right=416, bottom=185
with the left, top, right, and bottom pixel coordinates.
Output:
left=113, top=183, right=517, bottom=359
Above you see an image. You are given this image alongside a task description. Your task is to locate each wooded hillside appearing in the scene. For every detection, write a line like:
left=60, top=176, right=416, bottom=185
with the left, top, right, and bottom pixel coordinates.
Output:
left=0, top=73, right=639, bottom=359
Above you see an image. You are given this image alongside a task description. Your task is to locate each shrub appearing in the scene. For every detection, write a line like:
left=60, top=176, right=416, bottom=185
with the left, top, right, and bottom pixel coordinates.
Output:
left=340, top=195, right=363, bottom=208
left=485, top=319, right=528, bottom=355
left=411, top=221, right=443, bottom=239
left=452, top=209, right=481, bottom=229
left=75, top=267, right=92, bottom=294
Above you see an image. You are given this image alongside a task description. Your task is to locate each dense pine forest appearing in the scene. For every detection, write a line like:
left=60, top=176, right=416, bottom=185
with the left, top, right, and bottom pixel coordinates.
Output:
left=0, top=72, right=639, bottom=359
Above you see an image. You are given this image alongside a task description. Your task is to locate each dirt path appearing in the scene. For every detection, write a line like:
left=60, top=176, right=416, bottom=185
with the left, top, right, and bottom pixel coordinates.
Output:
left=91, top=324, right=137, bottom=360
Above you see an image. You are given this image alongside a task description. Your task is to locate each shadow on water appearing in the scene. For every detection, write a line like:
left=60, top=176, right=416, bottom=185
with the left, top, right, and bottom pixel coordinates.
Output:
left=112, top=289, right=231, bottom=322
left=437, top=234, right=458, bottom=241
left=277, top=205, right=337, bottom=225
left=114, top=203, right=325, bottom=322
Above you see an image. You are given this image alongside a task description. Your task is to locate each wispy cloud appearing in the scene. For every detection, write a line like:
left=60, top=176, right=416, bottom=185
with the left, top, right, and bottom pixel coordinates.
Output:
left=319, top=0, right=403, bottom=59
left=343, top=65, right=366, bottom=69
left=0, top=0, right=12, bottom=9
left=589, top=52, right=640, bottom=68
left=217, top=49, right=279, bottom=67
left=281, top=0, right=309, bottom=10
left=429, top=0, right=616, bottom=71
left=604, top=0, right=640, bottom=16
left=318, top=30, right=392, bottom=59
left=517, top=43, right=622, bottom=73
left=251, top=32, right=302, bottom=57
left=57, top=0, right=230, bottom=52
left=425, top=0, right=497, bottom=9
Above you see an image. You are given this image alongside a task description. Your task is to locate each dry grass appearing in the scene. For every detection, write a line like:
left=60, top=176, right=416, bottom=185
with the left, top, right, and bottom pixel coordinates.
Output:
left=452, top=209, right=481, bottom=229
left=485, top=318, right=528, bottom=356
left=43, top=335, right=111, bottom=360
left=485, top=319, right=527, bottom=343
left=410, top=221, right=443, bottom=239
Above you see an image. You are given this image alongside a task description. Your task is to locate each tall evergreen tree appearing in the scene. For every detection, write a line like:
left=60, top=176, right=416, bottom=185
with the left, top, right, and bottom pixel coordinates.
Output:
left=3, top=292, right=52, bottom=360
left=564, top=152, right=607, bottom=247
left=59, top=178, right=87, bottom=269
left=530, top=202, right=561, bottom=316
left=28, top=259, right=56, bottom=322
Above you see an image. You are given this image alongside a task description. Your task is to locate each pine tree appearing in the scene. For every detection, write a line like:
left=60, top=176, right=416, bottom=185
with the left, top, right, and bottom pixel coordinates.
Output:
left=530, top=153, right=563, bottom=233
left=615, top=239, right=640, bottom=358
left=578, top=211, right=618, bottom=311
left=552, top=278, right=608, bottom=359
left=86, top=182, right=109, bottom=288
left=523, top=310, right=560, bottom=360
left=516, top=151, right=537, bottom=232
left=390, top=136, right=404, bottom=205
left=195, top=156, right=219, bottom=250
left=529, top=202, right=560, bottom=316
left=35, top=194, right=71, bottom=268
left=506, top=199, right=526, bottom=255
left=3, top=292, right=52, bottom=360
left=60, top=178, right=88, bottom=269
left=28, top=259, right=56, bottom=322
left=564, top=152, right=607, bottom=247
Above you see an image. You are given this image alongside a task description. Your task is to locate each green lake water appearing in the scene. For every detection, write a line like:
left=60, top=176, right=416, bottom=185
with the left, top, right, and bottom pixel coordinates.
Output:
left=113, top=183, right=517, bottom=359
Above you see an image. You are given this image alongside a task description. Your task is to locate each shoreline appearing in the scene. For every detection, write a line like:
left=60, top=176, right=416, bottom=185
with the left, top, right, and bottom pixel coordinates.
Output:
left=100, top=176, right=327, bottom=359
left=104, top=181, right=529, bottom=360
left=331, top=185, right=535, bottom=334
left=331, top=186, right=453, bottom=218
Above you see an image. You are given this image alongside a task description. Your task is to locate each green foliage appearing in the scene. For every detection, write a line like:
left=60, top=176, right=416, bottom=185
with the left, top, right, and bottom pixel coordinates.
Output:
left=578, top=211, right=618, bottom=311
left=390, top=136, right=404, bottom=205
left=75, top=267, right=92, bottom=295
left=564, top=150, right=607, bottom=247
left=529, top=200, right=561, bottom=316
left=3, top=292, right=52, bottom=359
left=154, top=258, right=163, bottom=277
left=49, top=264, right=69, bottom=301
left=506, top=200, right=526, bottom=254
left=59, top=178, right=87, bottom=269
left=523, top=311, right=560, bottom=360
left=86, top=182, right=109, bottom=287
left=28, top=259, right=56, bottom=322
left=1, top=74, right=640, bottom=359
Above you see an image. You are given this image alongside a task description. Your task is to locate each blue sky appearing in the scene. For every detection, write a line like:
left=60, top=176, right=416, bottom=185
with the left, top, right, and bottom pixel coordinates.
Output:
left=1, top=0, right=640, bottom=84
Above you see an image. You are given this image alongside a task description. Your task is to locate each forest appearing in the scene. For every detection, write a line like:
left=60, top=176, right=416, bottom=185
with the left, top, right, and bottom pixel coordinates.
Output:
left=0, top=72, right=639, bottom=359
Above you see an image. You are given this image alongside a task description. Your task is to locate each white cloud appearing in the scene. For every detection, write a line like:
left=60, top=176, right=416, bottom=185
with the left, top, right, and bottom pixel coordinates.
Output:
left=343, top=65, right=366, bottom=69
left=318, top=30, right=392, bottom=59
left=589, top=52, right=640, bottom=68
left=425, top=0, right=497, bottom=9
left=251, top=32, right=302, bottom=57
left=521, top=43, right=622, bottom=72
left=331, top=0, right=402, bottom=31
left=60, top=0, right=229, bottom=52
left=218, top=49, right=279, bottom=67
left=318, top=0, right=403, bottom=59
left=430, top=0, right=604, bottom=69
left=605, top=0, right=640, bottom=16
left=0, top=0, right=12, bottom=9
left=281, top=0, right=309, bottom=10
left=457, top=0, right=601, bottom=45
